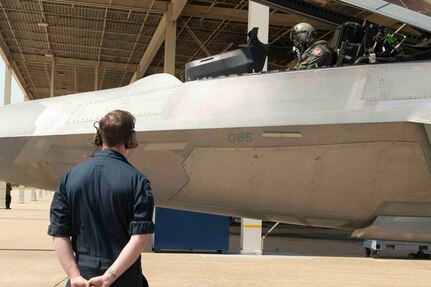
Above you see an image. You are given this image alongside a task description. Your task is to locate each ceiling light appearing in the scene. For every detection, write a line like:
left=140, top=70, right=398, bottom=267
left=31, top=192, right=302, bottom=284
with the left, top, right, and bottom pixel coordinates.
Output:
left=44, top=54, right=54, bottom=57
left=38, top=22, right=48, bottom=27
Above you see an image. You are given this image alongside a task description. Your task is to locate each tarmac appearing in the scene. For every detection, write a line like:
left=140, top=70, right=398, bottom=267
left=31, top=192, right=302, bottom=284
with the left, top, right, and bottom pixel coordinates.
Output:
left=2, top=188, right=431, bottom=287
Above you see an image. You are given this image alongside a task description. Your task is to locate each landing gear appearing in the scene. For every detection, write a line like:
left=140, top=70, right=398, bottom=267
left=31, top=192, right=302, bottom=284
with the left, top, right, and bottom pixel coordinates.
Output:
left=371, top=250, right=380, bottom=259
left=364, top=239, right=431, bottom=259
left=363, top=240, right=381, bottom=259
left=409, top=251, right=429, bottom=259
left=364, top=247, right=380, bottom=258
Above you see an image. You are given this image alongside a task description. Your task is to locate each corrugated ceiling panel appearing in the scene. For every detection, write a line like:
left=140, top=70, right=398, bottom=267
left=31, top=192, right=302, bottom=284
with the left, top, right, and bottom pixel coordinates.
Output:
left=49, top=26, right=101, bottom=39
left=6, top=38, right=24, bottom=49
left=51, top=43, right=98, bottom=55
left=140, top=25, right=157, bottom=38
left=104, top=32, right=140, bottom=42
left=25, top=62, right=50, bottom=82
left=44, top=3, right=105, bottom=19
left=105, top=21, right=143, bottom=33
left=54, top=51, right=98, bottom=61
left=176, top=55, right=191, bottom=64
left=43, top=2, right=76, bottom=15
left=6, top=11, right=42, bottom=23
left=119, top=71, right=134, bottom=86
left=4, top=22, right=38, bottom=33
left=54, top=16, right=104, bottom=30
left=145, top=14, right=163, bottom=26
left=106, top=9, right=131, bottom=20
left=0, top=30, right=14, bottom=39
left=4, top=1, right=39, bottom=11
left=16, top=31, right=46, bottom=42
left=101, top=49, right=132, bottom=59
left=19, top=40, right=49, bottom=50
left=99, top=55, right=134, bottom=64
left=176, top=40, right=200, bottom=56
left=100, top=69, right=125, bottom=89
left=55, top=65, right=75, bottom=91
left=128, top=11, right=146, bottom=23
left=214, top=1, right=248, bottom=9
left=101, top=39, right=135, bottom=51
left=50, top=34, right=98, bottom=47
left=129, top=51, right=145, bottom=64
left=73, top=5, right=106, bottom=18
left=17, top=47, right=46, bottom=55
left=76, top=66, right=96, bottom=92
left=184, top=18, right=223, bottom=31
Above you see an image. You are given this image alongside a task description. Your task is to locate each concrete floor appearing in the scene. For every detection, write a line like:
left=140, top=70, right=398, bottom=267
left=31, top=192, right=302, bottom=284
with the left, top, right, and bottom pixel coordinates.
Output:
left=1, top=189, right=431, bottom=287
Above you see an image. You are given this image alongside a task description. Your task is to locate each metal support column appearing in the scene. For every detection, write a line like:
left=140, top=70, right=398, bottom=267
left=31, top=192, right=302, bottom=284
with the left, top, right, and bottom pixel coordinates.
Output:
left=50, top=58, right=55, bottom=97
left=31, top=189, right=37, bottom=202
left=19, top=186, right=24, bottom=204
left=0, top=182, right=5, bottom=209
left=0, top=65, right=12, bottom=209
left=239, top=1, right=269, bottom=255
left=240, top=218, right=263, bottom=255
left=164, top=2, right=177, bottom=76
left=4, top=64, right=11, bottom=104
left=95, top=65, right=99, bottom=91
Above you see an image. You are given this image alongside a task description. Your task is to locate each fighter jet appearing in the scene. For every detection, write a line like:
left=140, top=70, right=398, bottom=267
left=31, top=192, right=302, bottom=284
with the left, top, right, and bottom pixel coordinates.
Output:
left=0, top=0, right=431, bottom=242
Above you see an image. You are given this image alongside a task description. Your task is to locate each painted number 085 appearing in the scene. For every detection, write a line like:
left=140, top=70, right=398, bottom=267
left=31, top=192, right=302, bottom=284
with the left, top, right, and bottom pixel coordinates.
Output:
left=228, top=132, right=253, bottom=143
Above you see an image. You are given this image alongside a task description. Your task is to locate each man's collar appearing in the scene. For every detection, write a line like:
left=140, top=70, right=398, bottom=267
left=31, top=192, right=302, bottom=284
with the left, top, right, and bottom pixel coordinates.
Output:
left=94, top=149, right=128, bottom=163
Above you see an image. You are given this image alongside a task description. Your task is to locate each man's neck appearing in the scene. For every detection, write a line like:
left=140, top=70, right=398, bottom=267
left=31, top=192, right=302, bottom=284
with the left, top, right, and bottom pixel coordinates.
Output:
left=102, top=145, right=127, bottom=156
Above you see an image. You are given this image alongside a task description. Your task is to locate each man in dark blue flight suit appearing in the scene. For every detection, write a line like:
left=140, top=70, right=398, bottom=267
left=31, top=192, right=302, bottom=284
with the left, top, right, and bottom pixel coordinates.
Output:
left=290, top=22, right=333, bottom=69
left=48, top=110, right=154, bottom=287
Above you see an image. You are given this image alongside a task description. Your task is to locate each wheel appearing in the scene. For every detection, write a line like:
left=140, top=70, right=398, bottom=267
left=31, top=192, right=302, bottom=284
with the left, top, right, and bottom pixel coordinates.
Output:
left=365, top=248, right=371, bottom=257
left=372, top=250, right=380, bottom=259
left=417, top=251, right=425, bottom=259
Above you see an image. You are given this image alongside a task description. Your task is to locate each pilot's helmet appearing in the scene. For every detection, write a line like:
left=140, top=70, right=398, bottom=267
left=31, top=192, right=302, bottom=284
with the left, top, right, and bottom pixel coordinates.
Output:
left=290, top=22, right=316, bottom=50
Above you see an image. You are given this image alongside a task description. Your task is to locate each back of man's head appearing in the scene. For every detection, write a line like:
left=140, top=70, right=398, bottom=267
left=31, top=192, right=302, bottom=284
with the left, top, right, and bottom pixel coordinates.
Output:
left=99, top=110, right=135, bottom=148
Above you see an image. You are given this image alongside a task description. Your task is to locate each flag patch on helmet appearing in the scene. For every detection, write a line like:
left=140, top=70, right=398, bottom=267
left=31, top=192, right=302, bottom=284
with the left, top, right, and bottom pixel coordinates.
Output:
left=311, top=47, right=322, bottom=56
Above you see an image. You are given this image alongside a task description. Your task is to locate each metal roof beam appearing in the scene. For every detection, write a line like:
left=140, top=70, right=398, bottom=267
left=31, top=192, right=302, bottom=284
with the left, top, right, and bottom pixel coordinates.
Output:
left=6, top=38, right=140, bottom=53
left=0, top=19, right=157, bottom=37
left=0, top=7, right=159, bottom=25
left=12, top=53, right=137, bottom=71
left=0, top=28, right=152, bottom=46
left=44, top=0, right=168, bottom=13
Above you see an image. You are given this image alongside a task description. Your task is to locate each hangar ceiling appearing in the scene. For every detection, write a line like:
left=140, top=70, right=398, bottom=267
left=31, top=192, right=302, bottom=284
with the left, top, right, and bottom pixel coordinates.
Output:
left=0, top=0, right=423, bottom=100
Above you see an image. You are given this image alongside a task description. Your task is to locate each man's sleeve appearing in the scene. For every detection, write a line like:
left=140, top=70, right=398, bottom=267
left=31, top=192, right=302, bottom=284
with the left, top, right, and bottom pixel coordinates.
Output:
left=128, top=176, right=155, bottom=235
left=300, top=46, right=332, bottom=68
left=47, top=175, right=72, bottom=237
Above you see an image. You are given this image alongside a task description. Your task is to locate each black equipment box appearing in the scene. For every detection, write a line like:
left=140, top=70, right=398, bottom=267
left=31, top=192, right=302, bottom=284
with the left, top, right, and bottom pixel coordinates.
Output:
left=185, top=27, right=268, bottom=81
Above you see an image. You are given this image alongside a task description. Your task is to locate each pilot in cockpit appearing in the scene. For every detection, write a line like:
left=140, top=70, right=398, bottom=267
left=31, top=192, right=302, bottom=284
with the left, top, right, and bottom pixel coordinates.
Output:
left=290, top=22, right=333, bottom=69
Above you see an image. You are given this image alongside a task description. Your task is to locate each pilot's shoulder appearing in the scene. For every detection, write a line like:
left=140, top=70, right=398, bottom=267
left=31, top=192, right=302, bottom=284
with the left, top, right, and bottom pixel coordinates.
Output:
left=311, top=42, right=331, bottom=56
